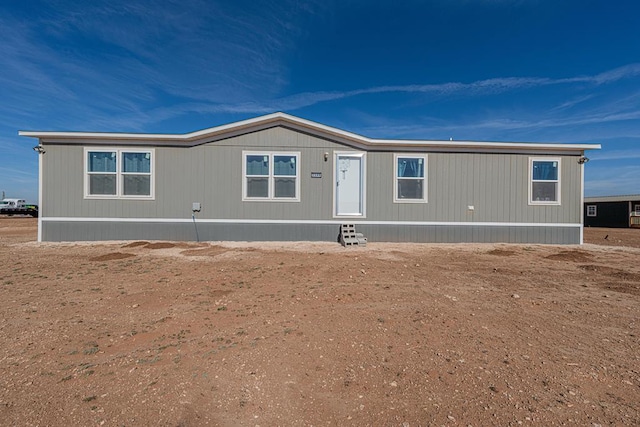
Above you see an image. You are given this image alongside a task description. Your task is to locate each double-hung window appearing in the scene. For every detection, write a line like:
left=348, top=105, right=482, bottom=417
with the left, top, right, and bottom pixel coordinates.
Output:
left=587, top=205, right=597, bottom=217
left=394, top=154, right=427, bottom=203
left=243, top=151, right=300, bottom=201
left=529, top=157, right=560, bottom=205
left=85, top=148, right=154, bottom=199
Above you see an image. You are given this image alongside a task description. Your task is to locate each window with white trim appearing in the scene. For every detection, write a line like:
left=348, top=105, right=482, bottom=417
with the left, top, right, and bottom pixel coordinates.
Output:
left=634, top=204, right=640, bottom=214
left=85, top=148, right=154, bottom=199
left=394, top=154, right=427, bottom=203
left=243, top=151, right=300, bottom=201
left=529, top=158, right=560, bottom=205
left=587, top=205, right=597, bottom=217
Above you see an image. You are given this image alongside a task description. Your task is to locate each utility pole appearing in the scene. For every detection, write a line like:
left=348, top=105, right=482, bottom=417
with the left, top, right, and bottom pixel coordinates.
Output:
left=1, top=191, right=4, bottom=199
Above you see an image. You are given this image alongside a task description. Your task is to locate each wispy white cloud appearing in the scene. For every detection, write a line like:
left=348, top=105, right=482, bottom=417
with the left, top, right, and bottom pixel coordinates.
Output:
left=5, top=49, right=639, bottom=147
left=585, top=165, right=640, bottom=197
left=550, top=95, right=595, bottom=112
left=589, top=149, right=640, bottom=161
left=0, top=15, right=158, bottom=130
left=0, top=136, right=33, bottom=155
left=36, top=0, right=323, bottom=103
left=347, top=107, right=640, bottom=142
left=135, top=63, right=640, bottom=121
left=0, top=166, right=37, bottom=180
left=0, top=0, right=327, bottom=131
left=79, top=62, right=639, bottom=131
left=330, top=81, right=640, bottom=142
left=589, top=63, right=640, bottom=85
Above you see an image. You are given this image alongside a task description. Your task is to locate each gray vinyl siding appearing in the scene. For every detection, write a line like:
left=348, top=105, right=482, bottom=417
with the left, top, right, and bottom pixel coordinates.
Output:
left=42, top=221, right=580, bottom=244
left=43, top=128, right=341, bottom=220
left=41, top=126, right=583, bottom=243
left=368, top=152, right=580, bottom=224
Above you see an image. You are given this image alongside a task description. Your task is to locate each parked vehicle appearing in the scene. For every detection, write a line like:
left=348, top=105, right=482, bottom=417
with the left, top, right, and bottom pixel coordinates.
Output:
left=0, top=199, right=38, bottom=217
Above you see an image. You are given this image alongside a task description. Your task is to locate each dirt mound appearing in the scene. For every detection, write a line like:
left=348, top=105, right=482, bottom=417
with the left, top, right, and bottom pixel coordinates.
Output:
left=180, top=246, right=228, bottom=257
left=122, top=241, right=149, bottom=248
left=576, top=264, right=640, bottom=296
left=486, top=248, right=516, bottom=256
left=89, top=252, right=136, bottom=261
left=579, top=264, right=640, bottom=281
left=601, top=281, right=640, bottom=296
left=145, top=242, right=176, bottom=249
left=545, top=250, right=593, bottom=262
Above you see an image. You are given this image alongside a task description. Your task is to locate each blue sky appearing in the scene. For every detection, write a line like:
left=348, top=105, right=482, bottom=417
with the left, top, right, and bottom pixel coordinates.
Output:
left=2, top=0, right=639, bottom=202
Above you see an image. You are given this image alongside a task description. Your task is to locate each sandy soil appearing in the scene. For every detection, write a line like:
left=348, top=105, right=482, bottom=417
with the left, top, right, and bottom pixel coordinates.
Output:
left=0, top=218, right=639, bottom=426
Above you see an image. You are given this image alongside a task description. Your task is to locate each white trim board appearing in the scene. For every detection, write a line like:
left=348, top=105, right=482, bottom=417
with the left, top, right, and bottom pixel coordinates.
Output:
left=41, top=217, right=582, bottom=228
left=37, top=150, right=43, bottom=243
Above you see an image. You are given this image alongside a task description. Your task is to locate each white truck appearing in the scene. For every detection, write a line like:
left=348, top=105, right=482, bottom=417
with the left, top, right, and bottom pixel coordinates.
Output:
left=0, top=199, right=38, bottom=217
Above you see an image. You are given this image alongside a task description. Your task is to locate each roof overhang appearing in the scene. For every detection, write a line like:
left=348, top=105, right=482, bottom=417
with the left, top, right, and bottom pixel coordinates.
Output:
left=19, top=112, right=601, bottom=154
left=585, top=195, right=640, bottom=203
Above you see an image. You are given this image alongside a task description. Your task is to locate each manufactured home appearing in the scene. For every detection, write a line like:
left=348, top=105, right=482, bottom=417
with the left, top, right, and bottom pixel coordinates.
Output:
left=584, top=195, right=640, bottom=228
left=20, top=113, right=599, bottom=244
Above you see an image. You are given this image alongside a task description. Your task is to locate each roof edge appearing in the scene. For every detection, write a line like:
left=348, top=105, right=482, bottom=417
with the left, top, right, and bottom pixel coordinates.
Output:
left=585, top=195, right=640, bottom=202
left=19, top=112, right=601, bottom=152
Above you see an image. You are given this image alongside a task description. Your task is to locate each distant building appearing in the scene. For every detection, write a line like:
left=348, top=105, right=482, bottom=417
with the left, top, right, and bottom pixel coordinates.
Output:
left=584, top=195, right=640, bottom=228
left=21, top=112, right=599, bottom=243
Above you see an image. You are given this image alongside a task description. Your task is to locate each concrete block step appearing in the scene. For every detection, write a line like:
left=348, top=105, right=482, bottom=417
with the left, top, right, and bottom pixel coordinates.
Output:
left=340, top=223, right=367, bottom=247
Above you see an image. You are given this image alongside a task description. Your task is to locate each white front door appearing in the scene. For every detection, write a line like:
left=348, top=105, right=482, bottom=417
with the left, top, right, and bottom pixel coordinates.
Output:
left=335, top=153, right=365, bottom=216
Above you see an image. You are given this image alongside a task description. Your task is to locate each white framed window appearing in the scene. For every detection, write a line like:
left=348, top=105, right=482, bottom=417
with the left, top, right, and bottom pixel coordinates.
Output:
left=587, top=205, right=597, bottom=217
left=394, top=154, right=427, bottom=203
left=634, top=204, right=640, bottom=214
left=84, top=148, right=154, bottom=199
left=529, top=157, right=561, bottom=205
left=242, top=151, right=300, bottom=201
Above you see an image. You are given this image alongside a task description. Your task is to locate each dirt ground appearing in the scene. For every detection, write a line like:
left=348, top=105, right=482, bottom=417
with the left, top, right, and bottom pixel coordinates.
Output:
left=0, top=218, right=638, bottom=426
